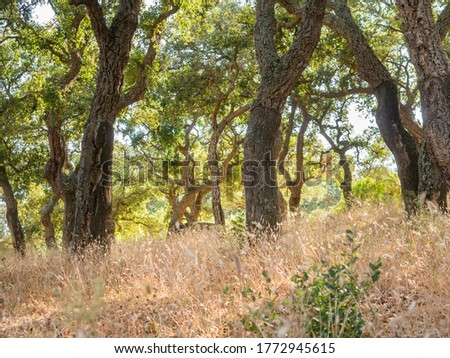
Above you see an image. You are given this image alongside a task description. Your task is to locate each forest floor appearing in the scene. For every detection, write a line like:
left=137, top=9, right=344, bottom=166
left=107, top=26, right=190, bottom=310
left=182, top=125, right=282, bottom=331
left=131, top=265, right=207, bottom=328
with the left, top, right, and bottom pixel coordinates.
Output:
left=1, top=204, right=449, bottom=338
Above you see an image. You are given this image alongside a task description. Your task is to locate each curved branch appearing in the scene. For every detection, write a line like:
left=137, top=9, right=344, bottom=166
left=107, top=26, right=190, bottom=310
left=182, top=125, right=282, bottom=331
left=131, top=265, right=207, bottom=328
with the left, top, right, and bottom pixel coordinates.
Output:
left=69, top=0, right=108, bottom=47
left=118, top=2, right=179, bottom=111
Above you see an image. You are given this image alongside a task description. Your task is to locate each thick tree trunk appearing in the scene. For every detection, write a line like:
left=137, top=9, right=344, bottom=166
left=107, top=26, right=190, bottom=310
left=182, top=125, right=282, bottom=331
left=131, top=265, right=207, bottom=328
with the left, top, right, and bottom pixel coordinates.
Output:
left=61, top=176, right=77, bottom=248
left=0, top=164, right=25, bottom=256
left=399, top=95, right=447, bottom=211
left=244, top=0, right=326, bottom=230
left=70, top=2, right=140, bottom=254
left=397, top=0, right=450, bottom=187
left=374, top=81, right=419, bottom=214
left=244, top=104, right=283, bottom=228
left=418, top=141, right=448, bottom=210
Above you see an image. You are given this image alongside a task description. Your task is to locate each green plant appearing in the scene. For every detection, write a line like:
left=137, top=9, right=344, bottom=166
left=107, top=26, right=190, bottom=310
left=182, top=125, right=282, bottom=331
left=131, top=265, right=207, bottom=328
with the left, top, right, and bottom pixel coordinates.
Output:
left=229, top=208, right=246, bottom=236
left=239, top=270, right=283, bottom=337
left=292, top=230, right=381, bottom=337
left=239, top=230, right=382, bottom=338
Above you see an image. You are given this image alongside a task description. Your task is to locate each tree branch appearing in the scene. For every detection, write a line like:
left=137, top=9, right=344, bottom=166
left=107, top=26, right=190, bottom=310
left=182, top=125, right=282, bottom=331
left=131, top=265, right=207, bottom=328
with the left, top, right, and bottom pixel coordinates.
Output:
left=118, top=1, right=179, bottom=111
left=436, top=3, right=450, bottom=41
left=69, top=0, right=108, bottom=47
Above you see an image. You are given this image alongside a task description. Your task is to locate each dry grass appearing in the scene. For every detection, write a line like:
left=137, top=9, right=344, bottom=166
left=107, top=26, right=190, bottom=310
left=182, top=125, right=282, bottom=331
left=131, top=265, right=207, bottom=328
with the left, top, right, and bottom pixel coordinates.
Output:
left=1, top=204, right=449, bottom=337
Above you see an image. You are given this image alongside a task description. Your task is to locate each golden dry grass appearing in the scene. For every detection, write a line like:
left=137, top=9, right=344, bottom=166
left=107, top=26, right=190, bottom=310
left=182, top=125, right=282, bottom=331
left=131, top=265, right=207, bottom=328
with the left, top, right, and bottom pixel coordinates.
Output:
left=1, top=204, right=449, bottom=337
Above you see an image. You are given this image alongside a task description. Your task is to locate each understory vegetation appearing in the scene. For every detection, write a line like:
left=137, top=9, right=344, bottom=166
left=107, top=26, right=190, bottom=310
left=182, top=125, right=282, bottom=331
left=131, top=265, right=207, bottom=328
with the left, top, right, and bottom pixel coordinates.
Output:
left=2, top=204, right=449, bottom=338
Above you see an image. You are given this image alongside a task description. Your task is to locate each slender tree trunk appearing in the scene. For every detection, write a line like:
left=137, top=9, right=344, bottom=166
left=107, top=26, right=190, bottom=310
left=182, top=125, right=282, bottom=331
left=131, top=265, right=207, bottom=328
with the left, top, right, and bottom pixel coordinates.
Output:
left=208, top=134, right=225, bottom=225
left=43, top=122, right=78, bottom=249
left=0, top=164, right=25, bottom=256
left=278, top=101, right=309, bottom=213
left=338, top=153, right=353, bottom=207
left=41, top=194, right=58, bottom=250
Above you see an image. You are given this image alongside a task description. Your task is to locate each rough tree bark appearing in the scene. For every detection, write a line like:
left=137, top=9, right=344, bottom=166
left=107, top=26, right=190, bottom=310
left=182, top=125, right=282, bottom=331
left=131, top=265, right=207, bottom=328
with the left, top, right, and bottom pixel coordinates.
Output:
left=243, top=0, right=326, bottom=229
left=0, top=157, right=25, bottom=256
left=68, top=0, right=178, bottom=254
left=396, top=0, right=450, bottom=188
left=338, top=152, right=353, bottom=206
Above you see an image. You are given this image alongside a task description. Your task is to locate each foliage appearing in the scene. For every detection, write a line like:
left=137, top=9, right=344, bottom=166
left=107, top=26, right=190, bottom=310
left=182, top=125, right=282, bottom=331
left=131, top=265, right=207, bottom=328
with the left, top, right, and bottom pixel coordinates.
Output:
left=291, top=230, right=382, bottom=337
left=240, top=231, right=382, bottom=338
left=353, top=176, right=401, bottom=204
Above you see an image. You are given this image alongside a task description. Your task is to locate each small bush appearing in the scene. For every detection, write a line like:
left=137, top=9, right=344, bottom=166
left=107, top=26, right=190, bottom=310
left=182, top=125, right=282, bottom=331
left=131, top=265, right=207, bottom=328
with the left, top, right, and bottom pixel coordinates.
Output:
left=240, top=230, right=382, bottom=338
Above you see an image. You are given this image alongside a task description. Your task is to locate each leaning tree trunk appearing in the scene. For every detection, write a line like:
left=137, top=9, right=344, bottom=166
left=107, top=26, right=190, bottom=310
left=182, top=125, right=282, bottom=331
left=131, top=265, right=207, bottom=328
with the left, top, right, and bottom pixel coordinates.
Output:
left=396, top=0, right=450, bottom=187
left=318, top=1, right=420, bottom=215
left=41, top=16, right=83, bottom=250
left=0, top=164, right=25, bottom=256
left=43, top=120, right=79, bottom=249
left=374, top=81, right=419, bottom=214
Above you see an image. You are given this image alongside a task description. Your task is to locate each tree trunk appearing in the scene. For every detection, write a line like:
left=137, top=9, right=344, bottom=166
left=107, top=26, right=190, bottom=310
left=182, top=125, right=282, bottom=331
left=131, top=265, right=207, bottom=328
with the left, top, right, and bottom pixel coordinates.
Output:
left=278, top=101, right=309, bottom=214
left=244, top=104, right=283, bottom=228
left=319, top=2, right=420, bottom=215
left=0, top=164, right=25, bottom=256
left=374, top=81, right=419, bottom=214
left=339, top=154, right=353, bottom=207
left=208, top=135, right=225, bottom=225
left=167, top=186, right=211, bottom=233
left=288, top=185, right=303, bottom=213
left=399, top=93, right=447, bottom=211
left=396, top=0, right=450, bottom=187
left=418, top=141, right=448, bottom=210
left=244, top=0, right=326, bottom=230
left=43, top=122, right=79, bottom=249
left=41, top=194, right=58, bottom=250
left=70, top=1, right=140, bottom=254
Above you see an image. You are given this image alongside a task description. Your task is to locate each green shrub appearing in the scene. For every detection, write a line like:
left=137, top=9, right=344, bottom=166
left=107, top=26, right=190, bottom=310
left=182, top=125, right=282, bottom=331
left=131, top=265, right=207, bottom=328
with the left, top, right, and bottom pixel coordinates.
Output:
left=239, top=230, right=382, bottom=338
left=292, top=230, right=381, bottom=337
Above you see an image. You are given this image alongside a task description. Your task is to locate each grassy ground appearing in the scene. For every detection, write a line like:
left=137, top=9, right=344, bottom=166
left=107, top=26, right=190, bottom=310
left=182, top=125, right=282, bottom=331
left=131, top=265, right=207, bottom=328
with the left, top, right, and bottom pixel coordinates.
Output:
left=1, top=204, right=449, bottom=337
